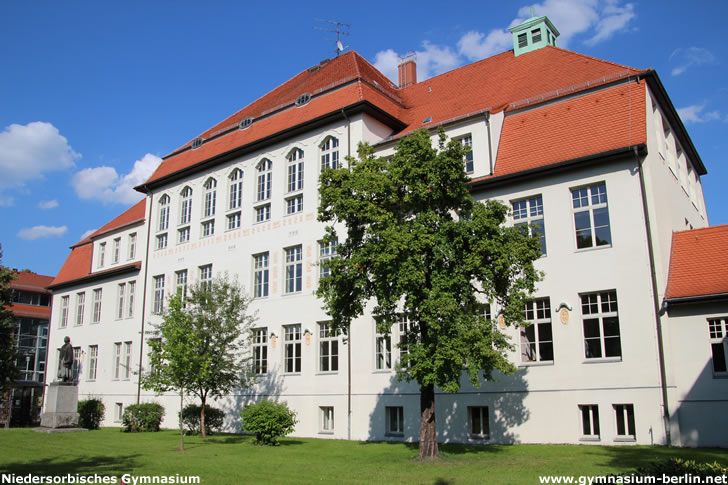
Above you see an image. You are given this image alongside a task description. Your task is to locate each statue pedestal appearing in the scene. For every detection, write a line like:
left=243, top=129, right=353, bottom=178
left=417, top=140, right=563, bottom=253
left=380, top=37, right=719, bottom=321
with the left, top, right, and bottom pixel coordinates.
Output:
left=40, top=382, right=79, bottom=428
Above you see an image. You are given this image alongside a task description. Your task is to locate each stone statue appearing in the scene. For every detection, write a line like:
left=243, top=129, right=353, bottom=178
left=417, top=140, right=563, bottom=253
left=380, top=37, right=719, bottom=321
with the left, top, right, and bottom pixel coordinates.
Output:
left=58, top=336, right=74, bottom=383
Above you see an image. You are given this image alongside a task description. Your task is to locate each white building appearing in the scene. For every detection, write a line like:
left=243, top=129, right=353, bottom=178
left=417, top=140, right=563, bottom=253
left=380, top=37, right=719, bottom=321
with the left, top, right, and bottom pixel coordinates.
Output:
left=46, top=16, right=725, bottom=447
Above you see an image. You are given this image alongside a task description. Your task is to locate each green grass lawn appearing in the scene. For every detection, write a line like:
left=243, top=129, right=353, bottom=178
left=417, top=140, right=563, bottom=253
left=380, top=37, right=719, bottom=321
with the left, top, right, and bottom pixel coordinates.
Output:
left=0, top=428, right=726, bottom=484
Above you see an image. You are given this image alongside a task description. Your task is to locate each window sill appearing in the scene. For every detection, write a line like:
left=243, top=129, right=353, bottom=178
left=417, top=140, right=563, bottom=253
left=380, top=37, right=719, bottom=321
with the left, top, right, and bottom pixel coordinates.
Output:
left=579, top=436, right=601, bottom=442
left=253, top=220, right=271, bottom=225
left=372, top=369, right=393, bottom=374
left=582, top=357, right=622, bottom=364
left=468, top=434, right=490, bottom=441
left=225, top=227, right=241, bottom=233
left=385, top=433, right=404, bottom=438
left=711, top=372, right=728, bottom=379
left=283, top=291, right=303, bottom=297
left=575, top=244, right=612, bottom=254
left=316, top=371, right=339, bottom=376
left=614, top=436, right=636, bottom=442
left=318, top=431, right=334, bottom=435
left=518, top=360, right=554, bottom=367
left=285, top=212, right=303, bottom=217
left=283, top=372, right=302, bottom=377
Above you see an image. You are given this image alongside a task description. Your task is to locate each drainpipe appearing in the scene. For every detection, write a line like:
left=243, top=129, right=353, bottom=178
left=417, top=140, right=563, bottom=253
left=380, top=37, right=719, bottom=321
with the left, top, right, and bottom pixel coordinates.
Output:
left=136, top=191, right=154, bottom=405
left=484, top=112, right=494, bottom=175
left=340, top=108, right=352, bottom=440
left=635, top=146, right=672, bottom=446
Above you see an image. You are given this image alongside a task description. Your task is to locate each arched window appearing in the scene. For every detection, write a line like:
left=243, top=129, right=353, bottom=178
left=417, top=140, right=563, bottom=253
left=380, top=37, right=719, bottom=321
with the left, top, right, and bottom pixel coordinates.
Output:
left=180, top=186, right=193, bottom=225
left=158, top=195, right=170, bottom=231
left=320, top=136, right=339, bottom=171
left=229, top=169, right=243, bottom=210
left=287, top=148, right=304, bottom=193
left=256, top=159, right=272, bottom=202
left=203, top=178, right=217, bottom=218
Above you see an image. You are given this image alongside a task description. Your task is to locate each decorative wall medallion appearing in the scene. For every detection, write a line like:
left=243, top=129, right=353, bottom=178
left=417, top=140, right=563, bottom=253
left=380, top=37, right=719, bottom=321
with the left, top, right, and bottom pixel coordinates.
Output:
left=498, top=314, right=506, bottom=329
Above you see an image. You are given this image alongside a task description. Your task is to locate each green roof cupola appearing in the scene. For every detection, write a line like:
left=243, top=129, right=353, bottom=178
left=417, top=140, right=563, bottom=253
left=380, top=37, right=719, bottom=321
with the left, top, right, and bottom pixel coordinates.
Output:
left=508, top=14, right=559, bottom=57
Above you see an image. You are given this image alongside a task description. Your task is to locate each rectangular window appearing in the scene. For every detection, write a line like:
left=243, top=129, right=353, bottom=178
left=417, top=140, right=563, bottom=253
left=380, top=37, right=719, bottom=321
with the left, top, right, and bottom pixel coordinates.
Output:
left=461, top=136, right=473, bottom=174
left=117, top=283, right=125, bottom=320
left=127, top=281, right=135, bottom=318
left=375, top=325, right=392, bottom=370
left=513, top=196, right=546, bottom=255
left=320, top=137, right=339, bottom=170
left=285, top=246, right=303, bottom=294
left=255, top=204, right=270, bottom=223
left=319, top=238, right=338, bottom=279
left=88, top=345, right=98, bottom=381
left=320, top=406, right=334, bottom=432
left=253, top=328, right=268, bottom=375
left=572, top=183, right=611, bottom=249
left=115, top=403, right=123, bottom=422
left=123, top=341, right=132, bottom=379
left=521, top=298, right=553, bottom=363
left=112, top=238, right=120, bottom=264
left=287, top=162, right=304, bottom=193
left=285, top=195, right=303, bottom=215
left=319, top=322, right=339, bottom=372
left=177, top=226, right=190, bottom=244
left=60, top=296, right=69, bottom=328
left=708, top=318, right=728, bottom=374
left=113, top=342, right=122, bottom=380
left=98, top=242, right=106, bottom=267
left=468, top=406, right=489, bottom=438
left=199, top=265, right=212, bottom=292
left=253, top=253, right=269, bottom=298
left=579, top=405, right=600, bottom=439
left=128, top=233, right=137, bottom=260
left=398, top=315, right=410, bottom=361
left=175, top=270, right=188, bottom=301
left=531, top=28, right=542, bottom=43
left=75, top=292, right=85, bottom=326
left=614, top=404, right=635, bottom=439
left=153, top=275, right=165, bottom=314
left=201, top=220, right=214, bottom=238
left=386, top=406, right=404, bottom=435
left=284, top=324, right=302, bottom=373
left=582, top=291, right=621, bottom=359
left=156, top=233, right=168, bottom=250
left=518, top=32, right=528, bottom=48
left=227, top=212, right=241, bottom=230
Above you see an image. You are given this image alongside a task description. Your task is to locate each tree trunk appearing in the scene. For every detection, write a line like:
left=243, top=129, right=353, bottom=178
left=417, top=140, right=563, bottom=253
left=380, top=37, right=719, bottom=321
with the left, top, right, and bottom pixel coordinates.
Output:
left=418, top=383, right=439, bottom=459
left=200, top=395, right=207, bottom=439
left=178, top=387, right=185, bottom=452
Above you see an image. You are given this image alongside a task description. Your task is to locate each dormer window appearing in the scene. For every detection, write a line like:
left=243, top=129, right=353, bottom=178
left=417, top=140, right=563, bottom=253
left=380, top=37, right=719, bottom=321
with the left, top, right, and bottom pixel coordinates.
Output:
left=531, top=28, right=542, bottom=43
left=239, top=117, right=253, bottom=130
left=191, top=138, right=204, bottom=149
left=295, top=93, right=312, bottom=107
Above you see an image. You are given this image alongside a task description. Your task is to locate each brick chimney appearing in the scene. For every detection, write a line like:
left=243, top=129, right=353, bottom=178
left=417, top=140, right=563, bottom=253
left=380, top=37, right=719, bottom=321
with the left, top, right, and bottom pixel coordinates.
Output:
left=398, top=59, right=417, bottom=88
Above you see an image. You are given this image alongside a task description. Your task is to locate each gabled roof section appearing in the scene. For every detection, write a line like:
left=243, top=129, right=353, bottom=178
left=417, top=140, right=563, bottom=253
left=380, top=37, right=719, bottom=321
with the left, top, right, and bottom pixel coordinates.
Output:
left=10, top=272, right=54, bottom=293
left=391, top=46, right=644, bottom=141
left=485, top=80, right=646, bottom=179
left=665, top=225, right=728, bottom=301
left=70, top=199, right=146, bottom=248
left=49, top=242, right=93, bottom=288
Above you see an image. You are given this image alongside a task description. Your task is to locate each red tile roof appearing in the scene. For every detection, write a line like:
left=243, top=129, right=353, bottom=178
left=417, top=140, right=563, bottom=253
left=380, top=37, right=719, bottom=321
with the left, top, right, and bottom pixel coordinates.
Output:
left=86, top=199, right=146, bottom=242
left=9, top=272, right=54, bottom=293
left=7, top=303, right=50, bottom=319
left=481, top=80, right=646, bottom=179
left=665, top=225, right=728, bottom=300
left=141, top=46, right=645, bottom=188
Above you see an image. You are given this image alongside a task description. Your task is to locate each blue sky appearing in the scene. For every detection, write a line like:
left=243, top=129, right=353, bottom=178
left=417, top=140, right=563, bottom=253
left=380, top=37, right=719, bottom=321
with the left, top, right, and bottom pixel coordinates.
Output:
left=1, top=1, right=727, bottom=277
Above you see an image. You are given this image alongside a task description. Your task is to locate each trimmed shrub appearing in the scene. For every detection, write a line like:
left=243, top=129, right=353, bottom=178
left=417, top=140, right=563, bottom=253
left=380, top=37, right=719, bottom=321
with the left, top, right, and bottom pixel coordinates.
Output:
left=180, top=404, right=225, bottom=435
left=632, top=458, right=727, bottom=478
left=77, top=399, right=105, bottom=430
left=240, top=399, right=297, bottom=446
left=121, top=403, right=165, bottom=432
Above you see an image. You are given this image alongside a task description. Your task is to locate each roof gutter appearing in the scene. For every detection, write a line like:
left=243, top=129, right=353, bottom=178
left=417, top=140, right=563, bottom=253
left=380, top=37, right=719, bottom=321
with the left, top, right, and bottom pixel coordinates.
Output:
left=664, top=292, right=728, bottom=307
left=469, top=144, right=647, bottom=191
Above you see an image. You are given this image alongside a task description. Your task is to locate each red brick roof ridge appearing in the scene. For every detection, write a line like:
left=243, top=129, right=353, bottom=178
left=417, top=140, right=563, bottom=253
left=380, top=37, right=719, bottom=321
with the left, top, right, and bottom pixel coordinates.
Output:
left=665, top=224, right=728, bottom=300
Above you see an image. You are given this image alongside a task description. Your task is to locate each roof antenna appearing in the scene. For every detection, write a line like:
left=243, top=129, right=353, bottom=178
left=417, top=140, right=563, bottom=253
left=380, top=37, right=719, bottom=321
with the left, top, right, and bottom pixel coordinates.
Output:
left=530, top=6, right=536, bottom=17
left=314, top=19, right=351, bottom=57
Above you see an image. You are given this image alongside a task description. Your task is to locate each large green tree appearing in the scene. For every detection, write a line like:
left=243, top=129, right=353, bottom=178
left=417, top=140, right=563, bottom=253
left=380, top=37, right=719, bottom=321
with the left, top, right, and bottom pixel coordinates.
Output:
left=142, top=274, right=255, bottom=448
left=318, top=129, right=542, bottom=458
left=0, top=245, right=19, bottom=393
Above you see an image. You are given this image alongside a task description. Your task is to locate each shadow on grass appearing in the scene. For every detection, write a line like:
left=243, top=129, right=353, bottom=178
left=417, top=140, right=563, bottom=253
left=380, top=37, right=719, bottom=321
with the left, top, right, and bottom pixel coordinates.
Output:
left=356, top=440, right=507, bottom=456
left=3, top=454, right=141, bottom=476
left=582, top=445, right=728, bottom=474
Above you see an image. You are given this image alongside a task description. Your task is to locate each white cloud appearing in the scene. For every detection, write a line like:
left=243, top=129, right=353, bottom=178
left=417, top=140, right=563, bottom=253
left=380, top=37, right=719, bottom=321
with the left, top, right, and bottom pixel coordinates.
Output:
left=0, top=195, right=14, bottom=207
left=17, top=225, right=68, bottom=240
left=373, top=42, right=459, bottom=83
left=0, top=122, right=79, bottom=190
left=37, top=199, right=59, bottom=210
left=677, top=103, right=722, bottom=124
left=670, top=47, right=716, bottom=76
left=373, top=0, right=636, bottom=82
left=80, top=228, right=97, bottom=240
left=71, top=153, right=162, bottom=204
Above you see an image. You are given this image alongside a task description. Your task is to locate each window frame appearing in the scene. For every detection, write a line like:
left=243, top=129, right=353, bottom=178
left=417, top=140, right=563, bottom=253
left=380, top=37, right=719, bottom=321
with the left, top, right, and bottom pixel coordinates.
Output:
left=199, top=265, right=213, bottom=292
left=228, top=169, right=243, bottom=210
left=320, top=136, right=339, bottom=171
left=581, top=291, right=621, bottom=361
left=468, top=406, right=490, bottom=439
left=283, top=324, right=302, bottom=374
left=75, top=292, right=85, bottom=326
left=252, top=327, right=268, bottom=375
left=152, top=275, right=165, bottom=314
left=284, top=245, right=303, bottom=294
left=202, top=178, right=217, bottom=219
left=579, top=404, right=600, bottom=441
left=253, top=253, right=269, bottom=298
left=318, top=322, right=339, bottom=373
left=318, top=238, right=338, bottom=280
left=158, top=195, right=170, bottom=232
left=87, top=345, right=98, bottom=381
left=91, top=288, right=102, bottom=324
left=571, top=183, right=612, bottom=250
left=375, top=323, right=392, bottom=371
left=520, top=298, right=553, bottom=364
left=385, top=406, right=404, bottom=436
left=286, top=148, right=304, bottom=193
left=59, top=295, right=69, bottom=328
left=320, top=406, right=334, bottom=433
left=128, top=233, right=137, bottom=260
left=708, top=318, right=728, bottom=375
left=112, top=238, right=121, bottom=264
left=613, top=404, right=636, bottom=441
left=460, top=135, right=474, bottom=174
left=512, top=195, right=546, bottom=256
left=180, top=186, right=193, bottom=225
left=116, top=283, right=125, bottom=320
